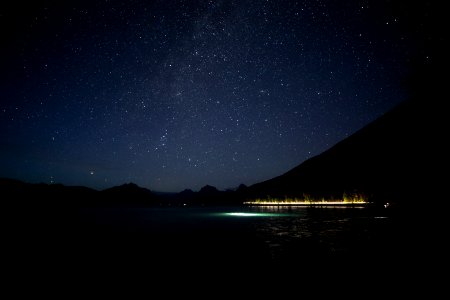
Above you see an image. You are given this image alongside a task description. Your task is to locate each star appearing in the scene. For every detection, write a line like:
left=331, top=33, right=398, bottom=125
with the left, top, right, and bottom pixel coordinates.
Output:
left=0, top=0, right=427, bottom=192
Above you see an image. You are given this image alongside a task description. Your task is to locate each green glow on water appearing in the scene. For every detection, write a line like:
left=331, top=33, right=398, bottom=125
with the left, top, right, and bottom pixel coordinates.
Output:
left=221, top=212, right=288, bottom=217
left=227, top=212, right=262, bottom=217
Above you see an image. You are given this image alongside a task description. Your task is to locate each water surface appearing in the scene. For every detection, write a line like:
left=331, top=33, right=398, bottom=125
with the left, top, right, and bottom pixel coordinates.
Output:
left=73, top=205, right=396, bottom=268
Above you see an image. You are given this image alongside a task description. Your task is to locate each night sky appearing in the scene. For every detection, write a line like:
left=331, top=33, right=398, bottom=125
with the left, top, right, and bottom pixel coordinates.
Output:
left=0, top=1, right=435, bottom=192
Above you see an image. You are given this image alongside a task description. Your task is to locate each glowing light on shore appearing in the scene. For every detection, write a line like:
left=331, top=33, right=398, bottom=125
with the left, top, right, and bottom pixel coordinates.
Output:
left=244, top=193, right=368, bottom=206
left=243, top=200, right=368, bottom=206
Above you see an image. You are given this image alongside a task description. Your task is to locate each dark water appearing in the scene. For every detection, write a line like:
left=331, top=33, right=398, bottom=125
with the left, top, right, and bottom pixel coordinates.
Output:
left=10, top=203, right=442, bottom=294
left=68, top=205, right=404, bottom=270
left=11, top=202, right=440, bottom=292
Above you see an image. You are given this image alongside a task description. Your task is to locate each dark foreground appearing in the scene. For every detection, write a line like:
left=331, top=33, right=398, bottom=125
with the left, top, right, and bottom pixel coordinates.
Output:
left=6, top=203, right=443, bottom=290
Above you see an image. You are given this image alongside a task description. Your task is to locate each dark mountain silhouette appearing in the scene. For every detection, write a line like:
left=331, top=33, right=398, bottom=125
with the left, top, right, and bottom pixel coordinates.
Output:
left=0, top=177, right=98, bottom=207
left=100, top=182, right=161, bottom=206
left=236, top=184, right=248, bottom=193
left=187, top=184, right=240, bottom=205
left=246, top=99, right=438, bottom=209
left=198, top=184, right=220, bottom=195
left=0, top=178, right=164, bottom=207
left=179, top=188, right=195, bottom=196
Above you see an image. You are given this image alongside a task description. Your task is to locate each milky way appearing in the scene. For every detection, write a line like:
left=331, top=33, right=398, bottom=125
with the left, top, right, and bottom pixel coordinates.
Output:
left=0, top=1, right=429, bottom=191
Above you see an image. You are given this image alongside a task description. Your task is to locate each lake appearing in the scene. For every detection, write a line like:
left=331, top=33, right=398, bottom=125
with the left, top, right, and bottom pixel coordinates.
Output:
left=13, top=202, right=429, bottom=286
left=64, top=205, right=404, bottom=272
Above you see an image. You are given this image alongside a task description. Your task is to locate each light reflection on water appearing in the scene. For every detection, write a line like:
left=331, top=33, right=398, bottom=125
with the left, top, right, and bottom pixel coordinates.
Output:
left=216, top=206, right=302, bottom=218
left=215, top=205, right=391, bottom=260
left=215, top=204, right=314, bottom=217
left=79, top=205, right=392, bottom=263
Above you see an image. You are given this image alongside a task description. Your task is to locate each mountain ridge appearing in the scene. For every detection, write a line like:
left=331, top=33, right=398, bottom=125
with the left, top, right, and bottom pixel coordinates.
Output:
left=247, top=98, right=437, bottom=207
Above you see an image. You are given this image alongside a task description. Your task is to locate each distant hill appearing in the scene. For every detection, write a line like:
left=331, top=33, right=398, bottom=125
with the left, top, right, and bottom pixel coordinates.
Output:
left=247, top=99, right=437, bottom=207
left=0, top=177, right=98, bottom=206
left=0, top=178, right=240, bottom=206
left=0, top=179, right=162, bottom=207
left=101, top=182, right=161, bottom=206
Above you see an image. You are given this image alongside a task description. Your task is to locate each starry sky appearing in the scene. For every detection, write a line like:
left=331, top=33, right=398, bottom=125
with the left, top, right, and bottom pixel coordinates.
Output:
left=0, top=0, right=436, bottom=192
